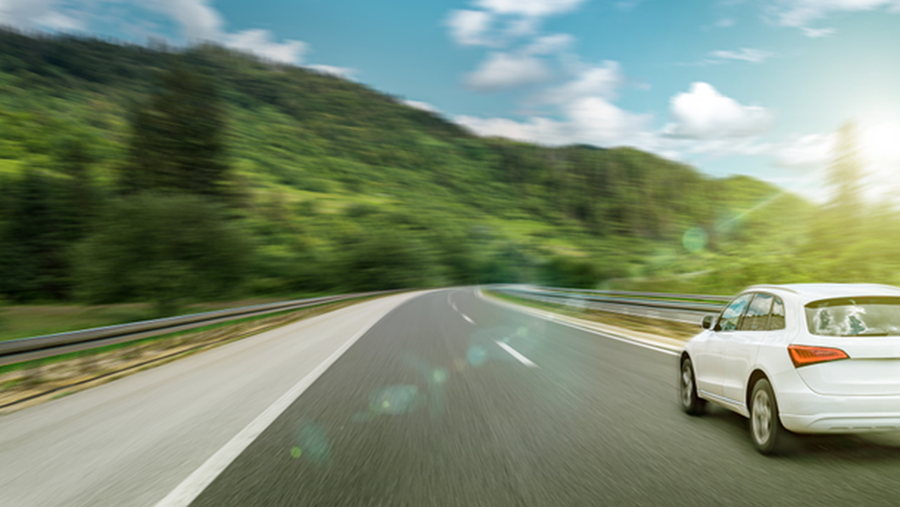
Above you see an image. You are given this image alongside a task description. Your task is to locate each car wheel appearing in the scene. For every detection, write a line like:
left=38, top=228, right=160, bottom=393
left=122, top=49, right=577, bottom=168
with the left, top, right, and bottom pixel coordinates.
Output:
left=750, top=378, right=791, bottom=454
left=680, top=357, right=706, bottom=415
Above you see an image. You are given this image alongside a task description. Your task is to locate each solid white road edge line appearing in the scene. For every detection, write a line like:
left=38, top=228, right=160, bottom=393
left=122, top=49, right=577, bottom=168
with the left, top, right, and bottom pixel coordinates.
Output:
left=476, top=288, right=679, bottom=357
left=496, top=340, right=538, bottom=367
left=154, top=299, right=405, bottom=507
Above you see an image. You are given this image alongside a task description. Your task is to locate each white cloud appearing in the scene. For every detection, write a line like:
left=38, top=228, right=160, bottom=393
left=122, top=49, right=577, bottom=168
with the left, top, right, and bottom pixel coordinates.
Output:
left=222, top=29, right=308, bottom=64
left=445, top=0, right=588, bottom=49
left=710, top=48, right=772, bottom=63
left=664, top=82, right=774, bottom=139
left=768, top=0, right=900, bottom=36
left=403, top=100, right=440, bottom=113
left=456, top=101, right=653, bottom=148
left=456, top=60, right=653, bottom=148
left=524, top=33, right=573, bottom=55
left=565, top=96, right=654, bottom=145
left=146, top=0, right=307, bottom=64
left=503, top=16, right=540, bottom=38
left=801, top=26, right=836, bottom=37
left=446, top=9, right=495, bottom=46
left=773, top=133, right=834, bottom=168
left=473, top=0, right=588, bottom=17
left=687, top=138, right=774, bottom=158
left=533, top=60, right=622, bottom=105
left=465, top=52, right=552, bottom=91
left=455, top=115, right=564, bottom=144
left=0, top=0, right=84, bottom=30
left=0, top=0, right=311, bottom=64
left=305, top=64, right=357, bottom=79
left=716, top=17, right=735, bottom=27
left=151, top=0, right=222, bottom=40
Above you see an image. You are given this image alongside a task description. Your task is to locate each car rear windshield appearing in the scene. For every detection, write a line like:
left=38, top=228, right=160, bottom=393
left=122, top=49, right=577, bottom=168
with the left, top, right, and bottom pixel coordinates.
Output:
left=805, top=297, right=900, bottom=336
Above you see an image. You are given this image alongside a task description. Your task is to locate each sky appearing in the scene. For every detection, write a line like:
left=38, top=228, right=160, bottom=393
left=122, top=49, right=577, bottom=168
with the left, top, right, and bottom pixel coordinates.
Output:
left=4, top=0, right=900, bottom=201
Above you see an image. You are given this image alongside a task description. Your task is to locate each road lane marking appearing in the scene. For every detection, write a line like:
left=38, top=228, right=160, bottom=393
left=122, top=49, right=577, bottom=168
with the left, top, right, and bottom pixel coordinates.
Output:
left=476, top=288, right=679, bottom=357
left=496, top=341, right=538, bottom=367
left=461, top=313, right=474, bottom=324
left=447, top=292, right=460, bottom=312
left=154, top=301, right=402, bottom=507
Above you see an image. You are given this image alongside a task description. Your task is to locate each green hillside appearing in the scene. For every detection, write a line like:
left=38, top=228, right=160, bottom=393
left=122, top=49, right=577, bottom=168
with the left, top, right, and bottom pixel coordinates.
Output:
left=0, top=29, right=826, bottom=308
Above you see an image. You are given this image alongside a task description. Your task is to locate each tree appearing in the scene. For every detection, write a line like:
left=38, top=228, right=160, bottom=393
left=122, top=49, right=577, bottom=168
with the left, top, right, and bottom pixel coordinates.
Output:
left=73, top=193, right=251, bottom=315
left=121, top=62, right=230, bottom=199
left=826, top=121, right=865, bottom=224
left=806, top=121, right=866, bottom=269
left=57, top=136, right=99, bottom=242
left=0, top=169, right=69, bottom=300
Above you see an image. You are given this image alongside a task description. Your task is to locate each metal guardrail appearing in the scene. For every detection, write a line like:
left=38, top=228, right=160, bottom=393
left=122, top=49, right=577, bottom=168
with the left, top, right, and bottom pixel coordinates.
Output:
left=492, top=285, right=730, bottom=324
left=0, top=290, right=398, bottom=367
left=532, top=286, right=733, bottom=303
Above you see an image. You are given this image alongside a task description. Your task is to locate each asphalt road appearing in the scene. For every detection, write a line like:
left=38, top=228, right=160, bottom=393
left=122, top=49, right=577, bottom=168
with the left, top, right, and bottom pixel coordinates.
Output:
left=6, top=288, right=900, bottom=506
left=187, top=288, right=900, bottom=507
left=0, top=292, right=423, bottom=507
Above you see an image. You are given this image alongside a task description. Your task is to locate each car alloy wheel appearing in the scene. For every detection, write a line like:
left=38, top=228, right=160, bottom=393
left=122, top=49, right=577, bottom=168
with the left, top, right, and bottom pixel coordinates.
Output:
left=680, top=357, right=705, bottom=415
left=749, top=378, right=790, bottom=454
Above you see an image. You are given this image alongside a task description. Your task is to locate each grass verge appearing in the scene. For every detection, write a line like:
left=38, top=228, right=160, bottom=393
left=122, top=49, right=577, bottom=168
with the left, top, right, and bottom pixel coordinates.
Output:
left=0, top=293, right=337, bottom=343
left=0, top=293, right=389, bottom=415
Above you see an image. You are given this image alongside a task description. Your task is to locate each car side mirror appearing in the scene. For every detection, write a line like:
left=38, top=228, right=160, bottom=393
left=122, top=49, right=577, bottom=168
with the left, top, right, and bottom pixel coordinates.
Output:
left=701, top=315, right=714, bottom=330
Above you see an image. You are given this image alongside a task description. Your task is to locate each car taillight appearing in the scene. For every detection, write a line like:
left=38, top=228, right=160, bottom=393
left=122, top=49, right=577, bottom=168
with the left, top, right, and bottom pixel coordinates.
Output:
left=788, top=345, right=849, bottom=368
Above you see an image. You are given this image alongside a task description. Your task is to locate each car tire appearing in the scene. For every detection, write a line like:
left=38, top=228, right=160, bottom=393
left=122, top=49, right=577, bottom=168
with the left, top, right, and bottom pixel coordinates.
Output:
left=750, top=378, right=791, bottom=455
left=680, top=357, right=706, bottom=416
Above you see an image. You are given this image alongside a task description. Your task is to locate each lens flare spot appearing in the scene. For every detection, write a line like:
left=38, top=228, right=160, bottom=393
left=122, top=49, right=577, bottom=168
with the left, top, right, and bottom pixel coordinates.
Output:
left=431, top=368, right=448, bottom=384
left=467, top=346, right=487, bottom=367
left=682, top=227, right=708, bottom=253
left=517, top=327, right=528, bottom=338
left=294, top=421, right=331, bottom=465
left=370, top=385, right=420, bottom=415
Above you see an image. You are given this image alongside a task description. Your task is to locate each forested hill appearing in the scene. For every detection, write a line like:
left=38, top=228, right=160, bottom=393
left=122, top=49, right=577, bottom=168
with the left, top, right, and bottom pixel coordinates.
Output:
left=0, top=28, right=811, bottom=307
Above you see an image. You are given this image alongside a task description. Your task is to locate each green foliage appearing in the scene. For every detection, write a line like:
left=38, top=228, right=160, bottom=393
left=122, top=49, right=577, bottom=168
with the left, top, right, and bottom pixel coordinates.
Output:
left=73, top=193, right=251, bottom=314
left=338, top=231, right=437, bottom=291
left=0, top=168, right=72, bottom=300
left=122, top=63, right=230, bottom=199
left=1, top=27, right=878, bottom=303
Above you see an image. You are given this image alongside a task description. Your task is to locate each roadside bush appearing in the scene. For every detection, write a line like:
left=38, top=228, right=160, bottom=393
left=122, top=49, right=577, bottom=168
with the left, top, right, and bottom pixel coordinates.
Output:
left=73, top=192, right=251, bottom=315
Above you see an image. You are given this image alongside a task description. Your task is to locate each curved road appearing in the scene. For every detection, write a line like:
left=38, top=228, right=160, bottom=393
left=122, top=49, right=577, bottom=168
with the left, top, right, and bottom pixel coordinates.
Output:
left=4, top=288, right=900, bottom=506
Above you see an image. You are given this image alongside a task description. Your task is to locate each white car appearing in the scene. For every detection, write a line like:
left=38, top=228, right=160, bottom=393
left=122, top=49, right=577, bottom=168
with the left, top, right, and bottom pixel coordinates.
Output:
left=680, top=283, right=900, bottom=454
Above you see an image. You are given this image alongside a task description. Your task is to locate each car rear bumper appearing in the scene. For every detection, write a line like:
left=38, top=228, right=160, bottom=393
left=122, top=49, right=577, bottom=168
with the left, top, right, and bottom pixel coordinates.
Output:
left=780, top=392, right=900, bottom=433
left=769, top=366, right=900, bottom=433
left=782, top=414, right=900, bottom=433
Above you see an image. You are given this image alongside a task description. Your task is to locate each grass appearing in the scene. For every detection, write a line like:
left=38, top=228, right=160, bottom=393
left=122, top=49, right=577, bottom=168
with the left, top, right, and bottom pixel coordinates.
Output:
left=0, top=293, right=387, bottom=414
left=0, top=294, right=378, bottom=376
left=0, top=293, right=338, bottom=343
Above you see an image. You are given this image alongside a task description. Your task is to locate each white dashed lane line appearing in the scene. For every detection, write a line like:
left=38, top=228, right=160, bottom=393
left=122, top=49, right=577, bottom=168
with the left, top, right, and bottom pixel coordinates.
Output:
left=461, top=313, right=474, bottom=325
left=495, top=341, right=538, bottom=368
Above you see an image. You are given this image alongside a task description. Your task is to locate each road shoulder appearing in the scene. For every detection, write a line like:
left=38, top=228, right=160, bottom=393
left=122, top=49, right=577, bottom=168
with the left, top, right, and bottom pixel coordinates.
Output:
left=477, top=288, right=687, bottom=355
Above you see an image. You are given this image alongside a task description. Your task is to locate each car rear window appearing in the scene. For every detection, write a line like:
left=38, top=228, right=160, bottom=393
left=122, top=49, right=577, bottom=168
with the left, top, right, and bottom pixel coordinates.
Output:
left=805, top=297, right=900, bottom=336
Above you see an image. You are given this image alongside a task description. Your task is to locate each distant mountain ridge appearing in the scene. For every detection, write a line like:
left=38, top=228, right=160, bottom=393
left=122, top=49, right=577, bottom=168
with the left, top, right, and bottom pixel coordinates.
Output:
left=0, top=28, right=810, bottom=297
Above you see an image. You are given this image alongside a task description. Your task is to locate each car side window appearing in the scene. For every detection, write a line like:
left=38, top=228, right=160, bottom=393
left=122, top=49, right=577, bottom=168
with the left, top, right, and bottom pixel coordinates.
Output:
left=768, top=296, right=785, bottom=330
left=716, top=293, right=753, bottom=332
left=739, top=293, right=774, bottom=331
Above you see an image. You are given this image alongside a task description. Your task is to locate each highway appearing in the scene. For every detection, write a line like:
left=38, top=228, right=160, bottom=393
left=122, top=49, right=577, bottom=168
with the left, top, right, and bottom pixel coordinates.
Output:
left=4, top=288, right=900, bottom=506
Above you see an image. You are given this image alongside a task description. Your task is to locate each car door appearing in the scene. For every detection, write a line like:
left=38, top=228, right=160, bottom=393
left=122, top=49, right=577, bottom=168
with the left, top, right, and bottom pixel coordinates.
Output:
left=722, top=293, right=775, bottom=409
left=694, top=293, right=753, bottom=398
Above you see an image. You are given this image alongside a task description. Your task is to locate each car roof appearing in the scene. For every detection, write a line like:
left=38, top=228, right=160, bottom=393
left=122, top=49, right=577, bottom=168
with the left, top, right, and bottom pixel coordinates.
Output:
left=744, top=283, right=900, bottom=305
